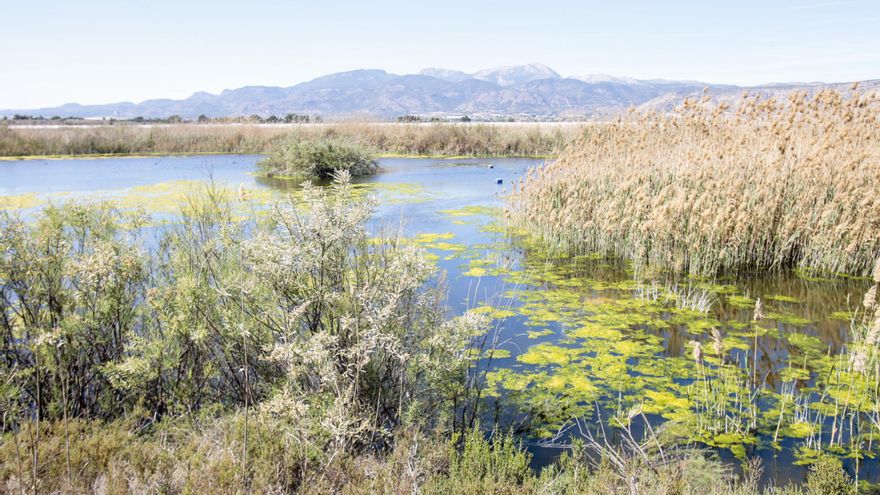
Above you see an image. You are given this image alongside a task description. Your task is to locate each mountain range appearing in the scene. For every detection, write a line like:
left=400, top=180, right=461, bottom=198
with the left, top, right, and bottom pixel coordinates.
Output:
left=4, top=63, right=877, bottom=120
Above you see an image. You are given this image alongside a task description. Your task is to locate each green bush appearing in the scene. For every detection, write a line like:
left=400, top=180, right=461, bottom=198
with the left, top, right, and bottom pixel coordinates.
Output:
left=0, top=178, right=490, bottom=493
left=424, top=427, right=535, bottom=494
left=258, top=136, right=378, bottom=179
left=805, top=456, right=855, bottom=495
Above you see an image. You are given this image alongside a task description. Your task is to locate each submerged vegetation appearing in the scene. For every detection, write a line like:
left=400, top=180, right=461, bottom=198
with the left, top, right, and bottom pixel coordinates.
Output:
left=511, top=89, right=880, bottom=276
left=495, top=89, right=880, bottom=487
left=258, top=136, right=378, bottom=179
left=0, top=121, right=578, bottom=158
left=478, top=234, right=880, bottom=477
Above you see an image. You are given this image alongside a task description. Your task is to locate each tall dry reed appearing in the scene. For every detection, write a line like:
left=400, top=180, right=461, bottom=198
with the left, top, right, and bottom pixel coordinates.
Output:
left=510, top=89, right=880, bottom=276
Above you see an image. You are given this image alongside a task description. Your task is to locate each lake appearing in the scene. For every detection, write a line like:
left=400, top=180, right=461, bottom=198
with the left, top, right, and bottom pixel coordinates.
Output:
left=1, top=154, right=875, bottom=485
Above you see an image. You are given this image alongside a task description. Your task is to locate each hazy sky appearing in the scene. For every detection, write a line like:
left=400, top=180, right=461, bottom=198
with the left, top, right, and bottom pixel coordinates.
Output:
left=2, top=0, right=879, bottom=108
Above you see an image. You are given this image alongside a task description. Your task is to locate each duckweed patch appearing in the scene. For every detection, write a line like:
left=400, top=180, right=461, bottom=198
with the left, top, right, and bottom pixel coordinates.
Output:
left=517, top=343, right=581, bottom=366
left=462, top=266, right=488, bottom=277
left=526, top=329, right=554, bottom=339
left=829, top=311, right=855, bottom=321
left=727, top=295, right=755, bottom=308
left=768, top=311, right=814, bottom=327
left=439, top=205, right=498, bottom=218
left=470, top=305, right=517, bottom=320
left=412, top=232, right=456, bottom=243
left=461, top=228, right=874, bottom=465
left=350, top=181, right=434, bottom=204
left=766, top=294, right=802, bottom=304
left=1, top=180, right=281, bottom=218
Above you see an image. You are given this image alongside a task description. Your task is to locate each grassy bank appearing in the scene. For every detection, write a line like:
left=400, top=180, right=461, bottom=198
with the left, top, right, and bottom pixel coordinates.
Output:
left=1, top=418, right=858, bottom=494
left=0, top=122, right=579, bottom=159
left=510, top=89, right=880, bottom=276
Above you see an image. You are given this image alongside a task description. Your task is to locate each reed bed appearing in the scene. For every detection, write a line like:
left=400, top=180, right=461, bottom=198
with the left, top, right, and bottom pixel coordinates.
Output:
left=0, top=122, right=578, bottom=158
left=510, top=89, right=880, bottom=276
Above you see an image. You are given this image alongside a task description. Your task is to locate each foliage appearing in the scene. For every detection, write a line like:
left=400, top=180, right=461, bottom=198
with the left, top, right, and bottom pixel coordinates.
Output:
left=424, top=427, right=535, bottom=494
left=258, top=137, right=378, bottom=179
left=804, top=455, right=855, bottom=495
left=0, top=202, right=148, bottom=422
left=0, top=175, right=488, bottom=492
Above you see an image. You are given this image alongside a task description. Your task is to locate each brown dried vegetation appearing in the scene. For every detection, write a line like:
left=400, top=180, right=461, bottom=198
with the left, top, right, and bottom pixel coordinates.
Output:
left=511, top=89, right=880, bottom=276
left=0, top=122, right=577, bottom=158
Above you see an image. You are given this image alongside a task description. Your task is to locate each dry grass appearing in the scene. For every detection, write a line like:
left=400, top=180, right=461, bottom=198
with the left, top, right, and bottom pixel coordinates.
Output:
left=510, top=89, right=880, bottom=276
left=1, top=418, right=830, bottom=494
left=0, top=122, right=579, bottom=158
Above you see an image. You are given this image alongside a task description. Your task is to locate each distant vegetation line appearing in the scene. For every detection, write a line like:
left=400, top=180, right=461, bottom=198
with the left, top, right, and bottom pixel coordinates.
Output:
left=0, top=122, right=580, bottom=158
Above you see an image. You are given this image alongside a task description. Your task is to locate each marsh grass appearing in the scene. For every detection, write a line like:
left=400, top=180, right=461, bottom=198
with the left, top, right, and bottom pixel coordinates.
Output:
left=1, top=418, right=846, bottom=494
left=0, top=122, right=579, bottom=158
left=511, top=89, right=880, bottom=276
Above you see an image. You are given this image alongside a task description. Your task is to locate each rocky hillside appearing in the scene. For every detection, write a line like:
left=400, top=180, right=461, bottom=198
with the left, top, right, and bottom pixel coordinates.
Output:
left=4, top=64, right=876, bottom=120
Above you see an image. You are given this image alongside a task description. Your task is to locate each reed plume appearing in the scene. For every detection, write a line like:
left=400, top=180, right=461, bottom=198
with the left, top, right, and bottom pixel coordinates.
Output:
left=865, top=285, right=877, bottom=310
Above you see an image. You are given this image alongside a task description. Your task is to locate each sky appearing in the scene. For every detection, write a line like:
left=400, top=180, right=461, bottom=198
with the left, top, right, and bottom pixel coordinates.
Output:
left=1, top=0, right=879, bottom=109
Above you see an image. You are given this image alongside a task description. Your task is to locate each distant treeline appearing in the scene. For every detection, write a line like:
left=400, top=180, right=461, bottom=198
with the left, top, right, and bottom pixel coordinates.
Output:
left=3, top=113, right=324, bottom=125
left=0, top=122, right=580, bottom=158
left=396, top=114, right=472, bottom=123
left=6, top=113, right=533, bottom=125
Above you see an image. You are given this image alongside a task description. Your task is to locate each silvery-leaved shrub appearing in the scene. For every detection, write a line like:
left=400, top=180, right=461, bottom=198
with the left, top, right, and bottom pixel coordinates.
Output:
left=244, top=172, right=485, bottom=451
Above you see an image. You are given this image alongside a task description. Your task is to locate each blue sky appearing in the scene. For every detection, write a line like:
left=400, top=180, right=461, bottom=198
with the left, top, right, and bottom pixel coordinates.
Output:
left=2, top=0, right=878, bottom=108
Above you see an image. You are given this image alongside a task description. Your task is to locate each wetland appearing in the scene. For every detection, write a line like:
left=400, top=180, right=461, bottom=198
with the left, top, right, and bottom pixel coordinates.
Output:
left=2, top=153, right=875, bottom=491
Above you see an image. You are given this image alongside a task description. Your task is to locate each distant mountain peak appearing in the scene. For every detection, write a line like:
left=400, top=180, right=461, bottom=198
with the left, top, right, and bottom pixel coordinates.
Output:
left=418, top=68, right=471, bottom=83
left=419, top=64, right=562, bottom=86
left=473, top=63, right=561, bottom=86
left=3, top=64, right=873, bottom=120
left=574, top=74, right=642, bottom=85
